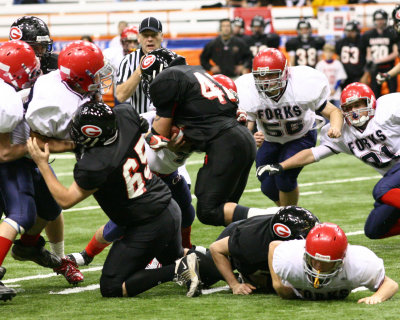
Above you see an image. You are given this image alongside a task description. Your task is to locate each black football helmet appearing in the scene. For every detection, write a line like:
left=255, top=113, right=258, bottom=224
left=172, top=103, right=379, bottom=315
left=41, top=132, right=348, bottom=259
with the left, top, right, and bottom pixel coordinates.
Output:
left=373, top=9, right=388, bottom=27
left=297, top=19, right=312, bottom=41
left=140, top=48, right=186, bottom=97
left=9, top=16, right=53, bottom=57
left=251, top=15, right=265, bottom=28
left=344, top=20, right=361, bottom=33
left=232, top=17, right=245, bottom=29
left=392, top=5, right=400, bottom=33
left=70, top=101, right=118, bottom=148
left=270, top=206, right=320, bottom=240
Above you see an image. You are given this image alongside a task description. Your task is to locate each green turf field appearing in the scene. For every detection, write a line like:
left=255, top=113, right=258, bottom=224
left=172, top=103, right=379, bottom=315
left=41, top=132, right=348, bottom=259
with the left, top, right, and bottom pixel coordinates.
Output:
left=1, top=151, right=398, bottom=320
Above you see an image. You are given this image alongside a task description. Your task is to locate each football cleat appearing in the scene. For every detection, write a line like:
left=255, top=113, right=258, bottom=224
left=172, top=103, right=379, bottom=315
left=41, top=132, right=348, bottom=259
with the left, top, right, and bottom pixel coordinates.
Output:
left=53, top=258, right=84, bottom=285
left=173, top=252, right=202, bottom=297
left=0, top=267, right=16, bottom=302
left=66, top=249, right=94, bottom=266
left=11, top=236, right=61, bottom=268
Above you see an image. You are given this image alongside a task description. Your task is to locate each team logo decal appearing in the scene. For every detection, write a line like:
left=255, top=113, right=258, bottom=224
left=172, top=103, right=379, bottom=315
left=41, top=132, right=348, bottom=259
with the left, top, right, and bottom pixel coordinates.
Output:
left=141, top=55, right=156, bottom=69
left=81, top=125, right=102, bottom=137
left=9, top=27, right=22, bottom=40
left=396, top=11, right=400, bottom=20
left=273, top=223, right=291, bottom=238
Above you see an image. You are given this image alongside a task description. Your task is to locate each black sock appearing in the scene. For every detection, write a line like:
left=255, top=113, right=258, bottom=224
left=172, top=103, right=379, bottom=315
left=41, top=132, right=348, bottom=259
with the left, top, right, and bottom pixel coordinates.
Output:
left=125, top=264, right=175, bottom=297
left=232, top=205, right=249, bottom=222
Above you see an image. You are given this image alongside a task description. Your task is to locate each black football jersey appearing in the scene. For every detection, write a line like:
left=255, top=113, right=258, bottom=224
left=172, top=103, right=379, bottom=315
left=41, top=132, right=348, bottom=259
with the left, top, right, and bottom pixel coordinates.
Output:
left=149, top=65, right=239, bottom=151
left=285, top=36, right=325, bottom=68
left=74, top=104, right=171, bottom=226
left=41, top=52, right=58, bottom=75
left=228, top=215, right=275, bottom=276
left=245, top=33, right=280, bottom=57
left=335, top=36, right=366, bottom=81
left=361, top=28, right=398, bottom=70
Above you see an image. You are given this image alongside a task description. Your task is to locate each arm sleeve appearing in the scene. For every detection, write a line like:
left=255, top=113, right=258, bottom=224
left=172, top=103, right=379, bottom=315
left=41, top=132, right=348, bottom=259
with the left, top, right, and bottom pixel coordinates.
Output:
left=150, top=77, right=180, bottom=118
left=200, top=41, right=213, bottom=71
left=0, top=91, right=23, bottom=133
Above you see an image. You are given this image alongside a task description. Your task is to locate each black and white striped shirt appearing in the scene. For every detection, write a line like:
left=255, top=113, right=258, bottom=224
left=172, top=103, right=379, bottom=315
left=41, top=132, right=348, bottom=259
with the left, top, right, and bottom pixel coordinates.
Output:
left=117, top=48, right=151, bottom=114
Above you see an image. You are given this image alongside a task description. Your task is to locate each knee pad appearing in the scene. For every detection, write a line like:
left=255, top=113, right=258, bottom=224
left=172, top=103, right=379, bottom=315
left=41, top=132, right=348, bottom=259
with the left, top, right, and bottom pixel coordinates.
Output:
left=100, top=274, right=123, bottom=297
left=260, top=176, right=279, bottom=202
left=196, top=201, right=225, bottom=226
left=3, top=218, right=25, bottom=234
left=275, top=172, right=299, bottom=193
left=103, top=220, right=124, bottom=243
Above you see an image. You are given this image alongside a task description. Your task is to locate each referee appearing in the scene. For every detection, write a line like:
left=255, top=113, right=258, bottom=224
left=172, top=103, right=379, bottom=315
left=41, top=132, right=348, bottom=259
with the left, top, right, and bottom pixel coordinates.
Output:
left=116, top=17, right=163, bottom=113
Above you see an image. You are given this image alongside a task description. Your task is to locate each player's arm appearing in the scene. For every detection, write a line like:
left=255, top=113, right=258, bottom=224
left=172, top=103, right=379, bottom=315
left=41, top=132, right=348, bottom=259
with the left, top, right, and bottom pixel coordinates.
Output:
left=268, top=241, right=296, bottom=299
left=209, top=237, right=256, bottom=295
left=377, top=62, right=400, bottom=84
left=358, top=276, right=399, bottom=305
left=30, top=131, right=75, bottom=153
left=320, top=101, right=343, bottom=138
left=0, top=132, right=27, bottom=162
left=27, top=137, right=96, bottom=209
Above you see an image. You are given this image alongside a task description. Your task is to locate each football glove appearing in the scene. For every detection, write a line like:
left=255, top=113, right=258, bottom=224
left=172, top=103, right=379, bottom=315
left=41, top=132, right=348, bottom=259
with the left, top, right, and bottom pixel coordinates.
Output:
left=256, top=164, right=283, bottom=178
left=376, top=72, right=391, bottom=85
left=139, top=116, right=149, bottom=133
left=236, top=109, right=247, bottom=125
left=145, top=133, right=170, bottom=150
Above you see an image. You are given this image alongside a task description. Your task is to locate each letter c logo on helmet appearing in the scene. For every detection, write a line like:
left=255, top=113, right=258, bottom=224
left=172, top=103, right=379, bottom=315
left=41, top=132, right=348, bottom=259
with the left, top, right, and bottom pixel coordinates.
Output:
left=9, top=27, right=22, bottom=40
left=141, top=55, right=156, bottom=70
left=396, top=11, right=400, bottom=20
left=81, top=125, right=102, bottom=137
left=273, top=223, right=291, bottom=238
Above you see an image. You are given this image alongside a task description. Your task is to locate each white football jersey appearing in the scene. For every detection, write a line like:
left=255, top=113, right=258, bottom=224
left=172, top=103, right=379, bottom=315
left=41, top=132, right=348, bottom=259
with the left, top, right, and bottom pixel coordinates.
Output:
left=273, top=240, right=385, bottom=300
left=312, top=92, right=400, bottom=175
left=0, top=79, right=30, bottom=145
left=236, top=66, right=329, bottom=144
left=26, top=70, right=89, bottom=139
left=141, top=111, right=191, bottom=176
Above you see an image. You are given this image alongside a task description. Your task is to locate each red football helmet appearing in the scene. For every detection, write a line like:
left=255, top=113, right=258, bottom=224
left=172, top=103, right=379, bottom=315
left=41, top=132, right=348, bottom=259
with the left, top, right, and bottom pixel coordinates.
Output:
left=212, top=74, right=238, bottom=103
left=58, top=41, right=113, bottom=94
left=121, top=26, right=138, bottom=41
left=0, top=40, right=41, bottom=90
left=340, top=82, right=376, bottom=127
left=304, top=223, right=348, bottom=289
left=252, top=48, right=288, bottom=99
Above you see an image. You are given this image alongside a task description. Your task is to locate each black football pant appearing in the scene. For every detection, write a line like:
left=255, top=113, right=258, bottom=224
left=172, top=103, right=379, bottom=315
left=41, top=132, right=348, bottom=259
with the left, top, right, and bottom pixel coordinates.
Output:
left=100, top=199, right=183, bottom=297
left=195, top=125, right=256, bottom=226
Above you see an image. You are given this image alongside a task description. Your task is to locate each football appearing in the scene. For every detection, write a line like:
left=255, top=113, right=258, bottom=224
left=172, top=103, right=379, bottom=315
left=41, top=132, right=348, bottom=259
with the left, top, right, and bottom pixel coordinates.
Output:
left=170, top=125, right=183, bottom=140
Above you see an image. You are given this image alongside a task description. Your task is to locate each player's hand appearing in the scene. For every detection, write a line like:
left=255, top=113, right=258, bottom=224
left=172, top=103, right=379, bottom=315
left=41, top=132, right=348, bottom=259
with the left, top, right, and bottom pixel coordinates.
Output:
left=27, top=137, right=50, bottom=165
left=236, top=109, right=247, bottom=125
left=357, top=295, right=383, bottom=305
left=376, top=72, right=390, bottom=85
left=253, top=131, right=265, bottom=148
left=139, top=116, right=149, bottom=133
left=145, top=132, right=170, bottom=150
left=327, top=127, right=341, bottom=139
left=256, top=164, right=283, bottom=177
left=231, top=282, right=256, bottom=295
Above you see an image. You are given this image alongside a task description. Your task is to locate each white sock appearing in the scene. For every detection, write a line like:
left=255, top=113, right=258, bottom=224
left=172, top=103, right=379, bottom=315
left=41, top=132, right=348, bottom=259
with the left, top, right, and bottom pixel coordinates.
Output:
left=49, top=241, right=65, bottom=258
left=247, top=207, right=282, bottom=218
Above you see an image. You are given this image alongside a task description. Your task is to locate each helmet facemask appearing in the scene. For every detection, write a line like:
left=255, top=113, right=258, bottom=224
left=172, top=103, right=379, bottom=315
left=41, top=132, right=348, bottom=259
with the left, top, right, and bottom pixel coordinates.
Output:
left=303, top=252, right=344, bottom=289
left=341, top=97, right=374, bottom=128
left=87, top=60, right=114, bottom=95
left=253, top=66, right=287, bottom=99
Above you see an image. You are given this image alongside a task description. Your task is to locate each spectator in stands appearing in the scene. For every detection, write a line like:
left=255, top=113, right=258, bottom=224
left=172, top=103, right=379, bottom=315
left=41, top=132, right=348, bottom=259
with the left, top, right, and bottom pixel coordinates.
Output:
left=200, top=18, right=252, bottom=78
left=361, top=9, right=398, bottom=98
left=285, top=19, right=325, bottom=68
left=115, top=17, right=163, bottom=114
left=245, top=15, right=280, bottom=57
left=335, top=20, right=367, bottom=88
left=81, top=35, right=93, bottom=43
left=13, top=0, right=46, bottom=4
left=108, top=20, right=128, bottom=49
left=315, top=44, right=347, bottom=107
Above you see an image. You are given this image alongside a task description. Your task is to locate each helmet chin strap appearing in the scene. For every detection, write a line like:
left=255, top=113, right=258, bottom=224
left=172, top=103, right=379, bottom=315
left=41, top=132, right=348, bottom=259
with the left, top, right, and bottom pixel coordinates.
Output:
left=313, top=270, right=320, bottom=289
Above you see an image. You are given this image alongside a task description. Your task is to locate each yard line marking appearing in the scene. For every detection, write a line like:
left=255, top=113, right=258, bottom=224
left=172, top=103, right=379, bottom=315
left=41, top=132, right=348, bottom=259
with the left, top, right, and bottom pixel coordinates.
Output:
left=298, top=176, right=380, bottom=187
left=50, top=284, right=100, bottom=295
left=202, top=285, right=230, bottom=295
left=63, top=206, right=101, bottom=213
left=2, top=266, right=102, bottom=284
left=346, top=230, right=364, bottom=236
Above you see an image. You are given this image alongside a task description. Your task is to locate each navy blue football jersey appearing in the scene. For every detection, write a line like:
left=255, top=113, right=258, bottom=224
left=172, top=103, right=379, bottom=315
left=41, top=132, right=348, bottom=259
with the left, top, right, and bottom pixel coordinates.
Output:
left=74, top=104, right=171, bottom=226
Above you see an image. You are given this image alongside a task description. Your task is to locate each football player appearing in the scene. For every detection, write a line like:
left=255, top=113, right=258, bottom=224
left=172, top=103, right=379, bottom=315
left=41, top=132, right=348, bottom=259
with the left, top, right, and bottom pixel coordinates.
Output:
left=235, top=48, right=343, bottom=206
left=269, top=223, right=398, bottom=303
left=285, top=19, right=325, bottom=68
left=361, top=9, right=398, bottom=98
left=245, top=15, right=280, bottom=57
left=66, top=109, right=196, bottom=266
left=335, top=20, right=367, bottom=88
left=27, top=101, right=189, bottom=298
left=0, top=41, right=80, bottom=301
left=9, top=16, right=58, bottom=75
left=141, top=48, right=279, bottom=227
left=257, top=83, right=400, bottom=240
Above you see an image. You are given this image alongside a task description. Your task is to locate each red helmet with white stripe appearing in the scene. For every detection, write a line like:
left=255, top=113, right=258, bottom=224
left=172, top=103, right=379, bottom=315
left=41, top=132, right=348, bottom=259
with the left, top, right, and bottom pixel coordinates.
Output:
left=252, top=48, right=288, bottom=99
